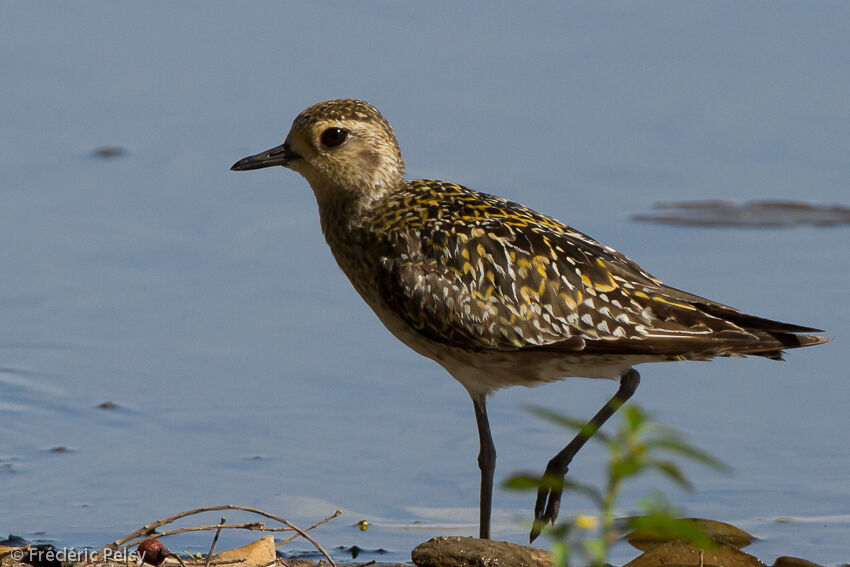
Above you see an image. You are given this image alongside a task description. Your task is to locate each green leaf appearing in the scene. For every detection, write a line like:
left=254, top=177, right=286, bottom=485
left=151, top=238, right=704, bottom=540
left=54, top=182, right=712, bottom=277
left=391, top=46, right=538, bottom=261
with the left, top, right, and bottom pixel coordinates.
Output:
left=621, top=405, right=647, bottom=431
left=546, top=521, right=573, bottom=540
left=652, top=460, right=694, bottom=490
left=610, top=458, right=641, bottom=481
left=581, top=538, right=607, bottom=566
left=503, top=473, right=603, bottom=504
left=561, top=479, right=604, bottom=505
left=646, top=438, right=730, bottom=472
left=626, top=514, right=715, bottom=550
left=526, top=405, right=613, bottom=444
left=549, top=541, right=570, bottom=567
left=503, top=473, right=542, bottom=490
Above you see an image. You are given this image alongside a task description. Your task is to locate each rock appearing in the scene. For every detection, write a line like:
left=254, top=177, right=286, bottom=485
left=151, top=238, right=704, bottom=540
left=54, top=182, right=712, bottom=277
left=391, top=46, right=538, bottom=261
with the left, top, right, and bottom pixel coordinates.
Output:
left=625, top=517, right=755, bottom=550
left=624, top=540, right=765, bottom=567
left=91, top=146, right=126, bottom=159
left=772, top=557, right=825, bottom=567
left=412, top=536, right=550, bottom=567
left=631, top=200, right=850, bottom=228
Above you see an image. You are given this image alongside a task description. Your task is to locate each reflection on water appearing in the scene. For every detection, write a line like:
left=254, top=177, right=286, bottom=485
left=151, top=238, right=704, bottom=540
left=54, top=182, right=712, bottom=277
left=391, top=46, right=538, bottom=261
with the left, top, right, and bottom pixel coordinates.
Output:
left=633, top=200, right=850, bottom=228
left=1, top=2, right=849, bottom=565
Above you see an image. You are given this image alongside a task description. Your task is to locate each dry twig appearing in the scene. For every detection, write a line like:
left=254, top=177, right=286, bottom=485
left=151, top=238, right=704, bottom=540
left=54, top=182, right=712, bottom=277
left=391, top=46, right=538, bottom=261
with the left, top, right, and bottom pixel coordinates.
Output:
left=275, top=510, right=341, bottom=547
left=121, top=523, right=295, bottom=550
left=102, top=505, right=337, bottom=567
left=192, top=560, right=245, bottom=566
left=204, top=518, right=226, bottom=567
left=169, top=552, right=189, bottom=567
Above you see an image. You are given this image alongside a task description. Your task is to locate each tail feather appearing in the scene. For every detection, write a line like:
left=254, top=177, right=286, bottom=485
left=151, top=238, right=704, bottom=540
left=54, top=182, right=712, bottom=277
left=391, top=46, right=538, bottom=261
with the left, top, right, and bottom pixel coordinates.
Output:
left=562, top=315, right=831, bottom=360
left=734, top=329, right=832, bottom=360
left=737, top=331, right=831, bottom=358
left=700, top=307, right=824, bottom=334
left=691, top=303, right=831, bottom=357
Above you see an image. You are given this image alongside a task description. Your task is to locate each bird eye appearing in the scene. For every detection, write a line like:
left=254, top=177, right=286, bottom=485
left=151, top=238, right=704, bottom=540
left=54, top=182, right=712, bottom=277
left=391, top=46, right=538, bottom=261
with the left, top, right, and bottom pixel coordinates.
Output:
left=320, top=127, right=349, bottom=148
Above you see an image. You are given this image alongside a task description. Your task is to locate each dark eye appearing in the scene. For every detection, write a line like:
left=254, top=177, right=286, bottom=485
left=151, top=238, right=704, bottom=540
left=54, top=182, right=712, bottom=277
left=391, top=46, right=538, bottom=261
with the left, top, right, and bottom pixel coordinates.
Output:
left=320, top=127, right=349, bottom=148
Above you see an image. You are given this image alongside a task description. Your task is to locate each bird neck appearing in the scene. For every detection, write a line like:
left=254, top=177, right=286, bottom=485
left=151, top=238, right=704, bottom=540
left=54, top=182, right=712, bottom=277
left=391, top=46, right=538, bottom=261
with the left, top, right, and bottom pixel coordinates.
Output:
left=309, top=178, right=395, bottom=244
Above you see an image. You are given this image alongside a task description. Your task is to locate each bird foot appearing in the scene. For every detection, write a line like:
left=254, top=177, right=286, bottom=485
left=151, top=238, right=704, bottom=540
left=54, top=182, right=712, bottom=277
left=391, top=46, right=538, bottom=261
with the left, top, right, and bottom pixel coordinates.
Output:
left=529, top=468, right=567, bottom=542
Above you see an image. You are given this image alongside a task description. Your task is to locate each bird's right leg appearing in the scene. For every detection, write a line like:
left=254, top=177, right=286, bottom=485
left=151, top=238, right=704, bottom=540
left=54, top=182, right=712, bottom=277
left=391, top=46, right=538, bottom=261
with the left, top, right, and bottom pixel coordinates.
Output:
left=530, top=367, right=640, bottom=542
left=472, top=393, right=496, bottom=540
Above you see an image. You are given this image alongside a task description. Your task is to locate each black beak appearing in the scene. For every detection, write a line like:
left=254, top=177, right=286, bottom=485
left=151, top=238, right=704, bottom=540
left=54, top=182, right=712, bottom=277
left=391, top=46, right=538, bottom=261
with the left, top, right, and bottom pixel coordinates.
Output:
left=230, top=142, right=302, bottom=171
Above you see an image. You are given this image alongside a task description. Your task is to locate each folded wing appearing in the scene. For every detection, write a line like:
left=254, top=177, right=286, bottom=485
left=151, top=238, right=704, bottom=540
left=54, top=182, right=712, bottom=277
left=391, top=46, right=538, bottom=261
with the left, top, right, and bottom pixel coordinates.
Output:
left=375, top=200, right=828, bottom=359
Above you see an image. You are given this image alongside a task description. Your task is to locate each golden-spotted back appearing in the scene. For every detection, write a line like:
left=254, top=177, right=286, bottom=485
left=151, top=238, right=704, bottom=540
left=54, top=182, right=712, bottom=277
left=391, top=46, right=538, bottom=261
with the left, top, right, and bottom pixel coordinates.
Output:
left=364, top=179, right=828, bottom=361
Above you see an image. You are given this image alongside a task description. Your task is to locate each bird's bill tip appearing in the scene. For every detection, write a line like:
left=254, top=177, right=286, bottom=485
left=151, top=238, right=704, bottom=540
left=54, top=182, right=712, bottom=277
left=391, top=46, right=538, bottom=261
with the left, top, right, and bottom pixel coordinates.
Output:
left=230, top=143, right=300, bottom=171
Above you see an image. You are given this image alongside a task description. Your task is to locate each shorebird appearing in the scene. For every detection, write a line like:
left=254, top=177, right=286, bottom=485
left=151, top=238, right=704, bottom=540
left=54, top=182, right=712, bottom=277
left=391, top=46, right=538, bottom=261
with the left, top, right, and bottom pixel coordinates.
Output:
left=231, top=99, right=830, bottom=542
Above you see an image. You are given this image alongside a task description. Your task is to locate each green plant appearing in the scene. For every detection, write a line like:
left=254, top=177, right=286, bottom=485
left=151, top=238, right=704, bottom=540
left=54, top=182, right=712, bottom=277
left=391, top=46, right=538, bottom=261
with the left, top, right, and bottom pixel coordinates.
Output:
left=505, top=404, right=728, bottom=566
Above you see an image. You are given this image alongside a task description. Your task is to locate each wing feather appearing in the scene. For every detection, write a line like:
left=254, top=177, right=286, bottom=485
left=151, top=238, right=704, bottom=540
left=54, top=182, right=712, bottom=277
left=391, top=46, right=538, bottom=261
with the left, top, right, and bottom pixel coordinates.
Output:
left=369, top=181, right=827, bottom=357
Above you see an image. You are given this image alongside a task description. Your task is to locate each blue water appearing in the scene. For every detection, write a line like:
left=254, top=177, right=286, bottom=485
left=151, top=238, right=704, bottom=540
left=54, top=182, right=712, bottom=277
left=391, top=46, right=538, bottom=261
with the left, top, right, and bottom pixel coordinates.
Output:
left=2, top=2, right=848, bottom=564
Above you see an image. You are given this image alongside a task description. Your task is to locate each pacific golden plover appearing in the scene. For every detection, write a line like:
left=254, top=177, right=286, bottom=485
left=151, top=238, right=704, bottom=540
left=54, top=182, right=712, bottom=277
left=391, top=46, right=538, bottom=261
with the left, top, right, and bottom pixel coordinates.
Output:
left=231, top=99, right=830, bottom=542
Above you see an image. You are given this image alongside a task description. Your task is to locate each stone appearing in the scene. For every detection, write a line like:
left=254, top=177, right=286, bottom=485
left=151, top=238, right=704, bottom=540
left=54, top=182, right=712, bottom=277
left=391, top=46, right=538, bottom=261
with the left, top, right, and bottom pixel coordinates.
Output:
left=772, top=557, right=825, bottom=567
left=624, top=540, right=765, bottom=567
left=412, top=536, right=550, bottom=567
left=625, top=517, right=755, bottom=550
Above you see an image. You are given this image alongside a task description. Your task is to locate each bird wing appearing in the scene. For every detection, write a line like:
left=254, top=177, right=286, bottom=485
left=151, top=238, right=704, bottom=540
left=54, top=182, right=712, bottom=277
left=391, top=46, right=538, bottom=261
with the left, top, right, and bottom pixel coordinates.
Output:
left=372, top=182, right=823, bottom=356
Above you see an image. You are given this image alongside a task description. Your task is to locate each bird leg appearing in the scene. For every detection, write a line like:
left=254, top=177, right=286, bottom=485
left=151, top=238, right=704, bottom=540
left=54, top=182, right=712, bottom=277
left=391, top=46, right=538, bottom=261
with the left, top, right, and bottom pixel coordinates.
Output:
left=472, top=393, right=496, bottom=540
left=530, top=367, right=640, bottom=542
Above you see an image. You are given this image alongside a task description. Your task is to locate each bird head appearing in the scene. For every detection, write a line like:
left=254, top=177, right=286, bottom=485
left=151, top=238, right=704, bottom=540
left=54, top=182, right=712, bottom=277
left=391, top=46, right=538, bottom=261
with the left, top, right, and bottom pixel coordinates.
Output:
left=232, top=99, right=405, bottom=205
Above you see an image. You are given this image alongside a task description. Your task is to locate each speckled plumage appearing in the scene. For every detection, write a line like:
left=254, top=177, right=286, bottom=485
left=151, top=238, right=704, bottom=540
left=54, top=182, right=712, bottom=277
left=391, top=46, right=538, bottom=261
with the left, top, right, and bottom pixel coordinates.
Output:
left=232, top=98, right=830, bottom=540
left=364, top=179, right=823, bottom=354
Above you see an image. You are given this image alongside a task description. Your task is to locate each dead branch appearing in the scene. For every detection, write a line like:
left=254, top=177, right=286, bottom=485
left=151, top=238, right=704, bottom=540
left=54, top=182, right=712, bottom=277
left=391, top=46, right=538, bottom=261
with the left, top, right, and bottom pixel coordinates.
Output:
left=102, top=505, right=338, bottom=567
left=274, top=510, right=341, bottom=547
left=105, top=506, right=268, bottom=550
left=169, top=552, right=189, bottom=567
left=204, top=518, right=226, bottom=567
left=174, top=560, right=245, bottom=566
left=121, top=523, right=294, bottom=550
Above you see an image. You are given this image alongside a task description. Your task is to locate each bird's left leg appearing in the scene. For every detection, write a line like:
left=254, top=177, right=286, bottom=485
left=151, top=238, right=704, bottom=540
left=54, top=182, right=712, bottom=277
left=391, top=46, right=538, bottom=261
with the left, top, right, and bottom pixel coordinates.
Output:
left=472, top=393, right=496, bottom=540
left=530, top=367, right=640, bottom=542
